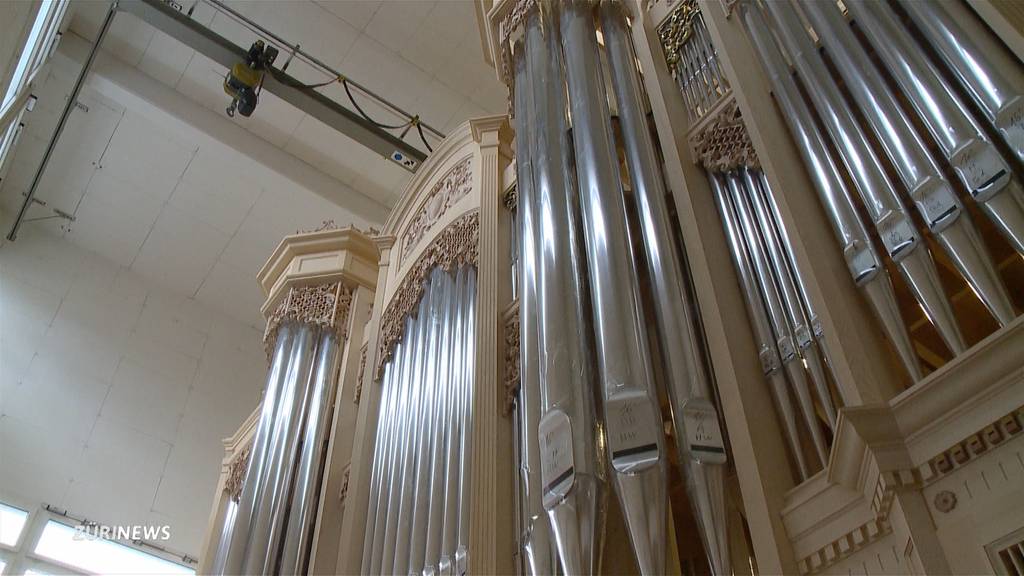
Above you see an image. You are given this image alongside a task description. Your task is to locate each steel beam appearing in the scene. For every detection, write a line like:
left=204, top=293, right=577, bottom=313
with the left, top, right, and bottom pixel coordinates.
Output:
left=117, top=0, right=428, bottom=170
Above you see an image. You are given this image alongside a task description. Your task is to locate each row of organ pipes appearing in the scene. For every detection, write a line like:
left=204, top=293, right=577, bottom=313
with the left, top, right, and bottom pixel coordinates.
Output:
left=657, top=0, right=1024, bottom=481
left=205, top=0, right=1024, bottom=572
left=361, top=267, right=477, bottom=576
left=512, top=1, right=729, bottom=573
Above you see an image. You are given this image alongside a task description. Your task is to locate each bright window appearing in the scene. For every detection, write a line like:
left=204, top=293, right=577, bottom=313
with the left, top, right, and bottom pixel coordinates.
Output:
left=0, top=558, right=6, bottom=573
left=34, top=521, right=195, bottom=575
left=0, top=503, right=29, bottom=546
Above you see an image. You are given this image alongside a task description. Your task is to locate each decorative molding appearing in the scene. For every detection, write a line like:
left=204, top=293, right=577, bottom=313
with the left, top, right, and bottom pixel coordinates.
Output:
left=263, top=281, right=355, bottom=357
left=502, top=182, right=517, bottom=213
left=400, top=156, right=473, bottom=264
left=339, top=462, right=352, bottom=505
left=353, top=344, right=368, bottom=405
left=658, top=0, right=700, bottom=80
left=377, top=211, right=480, bottom=378
left=502, top=302, right=520, bottom=415
left=933, top=490, right=957, bottom=513
left=921, top=407, right=1024, bottom=483
left=297, top=220, right=380, bottom=236
left=689, top=97, right=760, bottom=171
left=225, top=445, right=250, bottom=503
left=797, top=468, right=922, bottom=574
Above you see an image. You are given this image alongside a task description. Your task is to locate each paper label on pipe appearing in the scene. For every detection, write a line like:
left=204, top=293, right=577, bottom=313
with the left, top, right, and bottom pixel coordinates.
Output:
left=996, top=97, right=1024, bottom=158
left=680, top=397, right=727, bottom=465
left=605, top=389, right=661, bottom=473
left=538, top=410, right=575, bottom=508
left=954, top=141, right=1010, bottom=202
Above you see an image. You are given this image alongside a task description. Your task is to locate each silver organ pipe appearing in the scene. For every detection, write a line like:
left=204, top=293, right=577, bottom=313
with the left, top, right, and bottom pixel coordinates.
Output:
left=511, top=41, right=559, bottom=576
left=798, top=0, right=1013, bottom=330
left=559, top=1, right=668, bottom=573
left=745, top=171, right=839, bottom=431
left=524, top=5, right=605, bottom=575
left=708, top=173, right=810, bottom=479
left=218, top=319, right=342, bottom=575
left=898, top=0, right=1024, bottom=165
left=726, top=171, right=830, bottom=467
left=740, top=1, right=922, bottom=382
left=845, top=0, right=1024, bottom=258
left=763, top=0, right=965, bottom=358
left=360, top=266, right=477, bottom=576
left=280, top=331, right=341, bottom=575
left=455, top=267, right=477, bottom=576
left=601, top=4, right=730, bottom=574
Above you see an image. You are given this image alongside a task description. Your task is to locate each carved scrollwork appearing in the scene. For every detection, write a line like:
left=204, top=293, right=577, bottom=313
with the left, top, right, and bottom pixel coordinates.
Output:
left=503, top=304, right=520, bottom=415
left=658, top=0, right=700, bottom=78
left=377, top=211, right=480, bottom=379
left=353, top=344, right=368, bottom=405
left=401, top=157, right=473, bottom=264
left=263, top=282, right=354, bottom=357
left=225, top=445, right=250, bottom=503
left=689, top=97, right=760, bottom=171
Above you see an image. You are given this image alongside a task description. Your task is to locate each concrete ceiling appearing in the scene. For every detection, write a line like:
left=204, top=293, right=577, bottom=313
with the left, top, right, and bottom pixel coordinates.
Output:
left=0, top=0, right=506, bottom=329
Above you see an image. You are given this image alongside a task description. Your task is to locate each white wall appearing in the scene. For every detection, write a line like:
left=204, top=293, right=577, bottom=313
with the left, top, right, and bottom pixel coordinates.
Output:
left=0, top=225, right=267, bottom=557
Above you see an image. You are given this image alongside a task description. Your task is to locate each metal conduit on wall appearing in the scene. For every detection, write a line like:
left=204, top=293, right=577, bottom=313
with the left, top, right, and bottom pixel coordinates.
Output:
left=360, top=266, right=477, bottom=576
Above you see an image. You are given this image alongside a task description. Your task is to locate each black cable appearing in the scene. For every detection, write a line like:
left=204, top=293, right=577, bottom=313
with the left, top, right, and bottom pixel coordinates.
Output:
left=417, top=122, right=433, bottom=153
left=266, top=67, right=438, bottom=154
left=342, top=79, right=413, bottom=130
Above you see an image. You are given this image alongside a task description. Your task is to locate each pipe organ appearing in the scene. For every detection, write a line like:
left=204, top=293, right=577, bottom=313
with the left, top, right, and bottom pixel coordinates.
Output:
left=197, top=1, right=1024, bottom=575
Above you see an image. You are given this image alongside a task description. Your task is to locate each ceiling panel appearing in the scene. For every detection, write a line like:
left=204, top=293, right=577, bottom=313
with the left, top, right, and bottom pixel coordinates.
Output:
left=313, top=0, right=381, bottom=31
left=98, top=110, right=195, bottom=202
left=363, top=0, right=437, bottom=54
left=131, top=204, right=230, bottom=296
left=137, top=29, right=195, bottom=88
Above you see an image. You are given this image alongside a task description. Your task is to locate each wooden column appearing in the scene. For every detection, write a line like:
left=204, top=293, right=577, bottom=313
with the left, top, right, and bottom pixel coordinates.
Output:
left=334, top=236, right=396, bottom=576
left=310, top=283, right=375, bottom=575
left=468, top=115, right=516, bottom=575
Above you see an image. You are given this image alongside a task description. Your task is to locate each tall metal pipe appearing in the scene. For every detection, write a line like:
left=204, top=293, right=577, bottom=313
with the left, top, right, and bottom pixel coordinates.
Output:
left=752, top=172, right=837, bottom=387
left=242, top=324, right=317, bottom=574
left=408, top=269, right=449, bottom=575
left=601, top=4, right=730, bottom=573
left=740, top=1, right=922, bottom=381
left=361, top=343, right=399, bottom=575
left=709, top=173, right=810, bottom=479
left=524, top=6, right=605, bottom=575
left=439, top=269, right=466, bottom=576
left=380, top=299, right=429, bottom=576
left=845, top=0, right=1024, bottom=259
left=394, top=280, right=445, bottom=576
left=743, top=169, right=838, bottom=431
left=898, top=0, right=1024, bottom=164
left=727, top=171, right=829, bottom=466
left=424, top=277, right=455, bottom=576
left=221, top=324, right=295, bottom=574
left=560, top=2, right=667, bottom=572
left=454, top=267, right=477, bottom=575
left=210, top=500, right=237, bottom=575
left=763, top=0, right=963, bottom=357
left=511, top=42, right=558, bottom=576
left=281, top=331, right=341, bottom=575
left=800, top=0, right=1012, bottom=331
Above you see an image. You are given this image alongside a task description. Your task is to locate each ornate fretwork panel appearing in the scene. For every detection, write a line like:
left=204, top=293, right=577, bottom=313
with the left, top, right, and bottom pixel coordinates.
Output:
left=689, top=97, right=760, bottom=171
left=400, top=157, right=474, bottom=264
left=263, top=282, right=355, bottom=357
left=377, top=211, right=480, bottom=378
left=658, top=0, right=730, bottom=121
left=225, top=445, right=251, bottom=503
left=502, top=302, right=520, bottom=415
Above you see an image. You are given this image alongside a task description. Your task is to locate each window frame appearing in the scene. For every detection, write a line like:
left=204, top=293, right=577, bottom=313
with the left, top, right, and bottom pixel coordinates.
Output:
left=0, top=501, right=195, bottom=576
